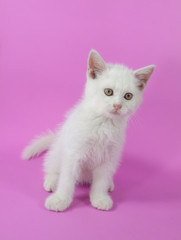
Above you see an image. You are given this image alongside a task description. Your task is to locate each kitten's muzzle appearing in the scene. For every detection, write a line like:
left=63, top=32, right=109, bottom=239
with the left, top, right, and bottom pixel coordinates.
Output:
left=113, top=104, right=122, bottom=111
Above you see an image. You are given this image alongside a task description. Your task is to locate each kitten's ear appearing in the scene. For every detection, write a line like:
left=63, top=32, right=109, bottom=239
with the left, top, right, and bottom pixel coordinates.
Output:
left=134, top=65, right=155, bottom=90
left=88, top=50, right=107, bottom=79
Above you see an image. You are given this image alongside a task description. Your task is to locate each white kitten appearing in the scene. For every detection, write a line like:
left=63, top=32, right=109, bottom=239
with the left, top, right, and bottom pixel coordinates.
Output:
left=22, top=50, right=155, bottom=211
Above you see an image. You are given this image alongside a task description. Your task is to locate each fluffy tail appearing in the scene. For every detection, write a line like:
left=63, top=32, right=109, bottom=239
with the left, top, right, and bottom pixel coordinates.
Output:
left=22, top=130, right=56, bottom=160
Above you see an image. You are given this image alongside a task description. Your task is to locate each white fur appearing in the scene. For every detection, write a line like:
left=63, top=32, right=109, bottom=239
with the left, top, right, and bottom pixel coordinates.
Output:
left=22, top=130, right=55, bottom=160
left=22, top=50, right=155, bottom=211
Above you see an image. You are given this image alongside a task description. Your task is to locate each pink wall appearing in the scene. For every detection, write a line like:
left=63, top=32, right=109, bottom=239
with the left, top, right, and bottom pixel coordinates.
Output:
left=1, top=0, right=181, bottom=240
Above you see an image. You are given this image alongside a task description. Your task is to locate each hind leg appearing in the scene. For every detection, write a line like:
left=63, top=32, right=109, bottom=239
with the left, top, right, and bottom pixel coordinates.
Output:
left=43, top=147, right=61, bottom=192
left=43, top=173, right=59, bottom=192
left=108, top=179, right=114, bottom=192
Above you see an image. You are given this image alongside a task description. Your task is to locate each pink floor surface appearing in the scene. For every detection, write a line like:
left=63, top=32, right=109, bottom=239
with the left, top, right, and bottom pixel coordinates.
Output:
left=1, top=0, right=181, bottom=239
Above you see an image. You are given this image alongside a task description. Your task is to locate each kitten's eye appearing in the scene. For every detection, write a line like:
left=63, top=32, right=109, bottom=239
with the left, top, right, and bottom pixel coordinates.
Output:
left=104, top=88, right=113, bottom=96
left=124, top=92, right=133, bottom=100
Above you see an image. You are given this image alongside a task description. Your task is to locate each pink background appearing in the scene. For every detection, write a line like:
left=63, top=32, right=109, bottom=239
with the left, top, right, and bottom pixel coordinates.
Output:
left=1, top=0, right=181, bottom=239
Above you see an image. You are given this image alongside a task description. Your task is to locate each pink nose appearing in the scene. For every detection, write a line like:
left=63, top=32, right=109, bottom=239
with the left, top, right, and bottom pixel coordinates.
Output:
left=113, top=104, right=122, bottom=110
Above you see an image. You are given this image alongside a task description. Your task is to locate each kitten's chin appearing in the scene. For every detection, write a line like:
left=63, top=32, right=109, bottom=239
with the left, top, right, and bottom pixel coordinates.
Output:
left=111, top=111, right=121, bottom=116
left=107, top=110, right=132, bottom=119
left=105, top=111, right=122, bottom=119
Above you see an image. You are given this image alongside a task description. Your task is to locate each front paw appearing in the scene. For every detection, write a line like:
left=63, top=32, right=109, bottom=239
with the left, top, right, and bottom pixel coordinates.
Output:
left=90, top=194, right=113, bottom=211
left=45, top=193, right=72, bottom=212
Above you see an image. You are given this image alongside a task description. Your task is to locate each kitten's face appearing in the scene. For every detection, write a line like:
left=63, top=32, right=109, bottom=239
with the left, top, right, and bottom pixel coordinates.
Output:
left=85, top=50, right=155, bottom=119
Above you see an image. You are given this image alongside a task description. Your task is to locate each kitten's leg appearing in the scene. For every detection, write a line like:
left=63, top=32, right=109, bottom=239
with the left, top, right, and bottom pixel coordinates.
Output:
left=90, top=163, right=114, bottom=211
left=43, top=172, right=59, bottom=192
left=43, top=149, right=61, bottom=192
left=108, top=179, right=114, bottom=192
left=45, top=160, right=78, bottom=212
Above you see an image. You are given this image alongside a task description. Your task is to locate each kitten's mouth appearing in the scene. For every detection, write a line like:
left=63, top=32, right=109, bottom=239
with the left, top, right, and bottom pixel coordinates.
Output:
left=110, top=110, right=120, bottom=115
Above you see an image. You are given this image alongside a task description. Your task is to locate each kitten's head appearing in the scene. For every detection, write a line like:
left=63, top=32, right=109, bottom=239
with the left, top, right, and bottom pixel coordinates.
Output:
left=84, top=50, right=155, bottom=119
